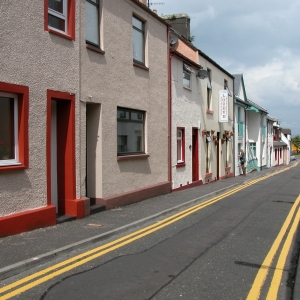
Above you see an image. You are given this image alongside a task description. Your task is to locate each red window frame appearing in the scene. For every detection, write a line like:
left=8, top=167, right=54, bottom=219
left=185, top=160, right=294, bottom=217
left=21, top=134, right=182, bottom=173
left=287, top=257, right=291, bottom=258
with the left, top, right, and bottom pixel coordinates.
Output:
left=44, top=0, right=76, bottom=41
left=0, top=82, right=29, bottom=171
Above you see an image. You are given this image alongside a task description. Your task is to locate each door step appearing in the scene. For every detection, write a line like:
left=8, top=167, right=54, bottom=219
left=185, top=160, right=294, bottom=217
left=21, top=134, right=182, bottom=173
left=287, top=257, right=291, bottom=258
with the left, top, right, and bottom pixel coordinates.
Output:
left=56, top=214, right=76, bottom=224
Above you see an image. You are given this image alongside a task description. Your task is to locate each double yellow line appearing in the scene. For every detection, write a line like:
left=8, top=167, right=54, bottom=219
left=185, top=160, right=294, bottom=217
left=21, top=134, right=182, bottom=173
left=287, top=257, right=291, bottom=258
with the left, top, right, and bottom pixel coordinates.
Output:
left=0, top=163, right=298, bottom=299
left=247, top=164, right=300, bottom=299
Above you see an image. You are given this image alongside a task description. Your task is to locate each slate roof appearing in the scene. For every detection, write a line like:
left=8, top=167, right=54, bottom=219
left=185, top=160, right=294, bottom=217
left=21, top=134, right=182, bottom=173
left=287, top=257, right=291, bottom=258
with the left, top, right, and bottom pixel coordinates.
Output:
left=273, top=141, right=287, bottom=147
left=282, top=128, right=291, bottom=135
left=233, top=74, right=242, bottom=96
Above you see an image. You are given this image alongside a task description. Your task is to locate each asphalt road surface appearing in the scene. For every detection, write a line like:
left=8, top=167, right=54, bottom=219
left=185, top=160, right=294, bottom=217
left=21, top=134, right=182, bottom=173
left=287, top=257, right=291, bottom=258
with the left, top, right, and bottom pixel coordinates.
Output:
left=1, top=163, right=300, bottom=300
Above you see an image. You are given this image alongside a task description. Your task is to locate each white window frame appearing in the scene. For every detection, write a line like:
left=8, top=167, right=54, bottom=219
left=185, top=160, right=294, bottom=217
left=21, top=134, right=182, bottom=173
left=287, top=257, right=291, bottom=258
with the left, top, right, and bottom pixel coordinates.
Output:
left=86, top=0, right=100, bottom=47
left=132, top=15, right=145, bottom=65
left=48, top=0, right=68, bottom=34
left=207, top=69, right=212, bottom=109
left=0, top=92, right=20, bottom=166
left=183, top=64, right=191, bottom=89
left=177, top=128, right=184, bottom=163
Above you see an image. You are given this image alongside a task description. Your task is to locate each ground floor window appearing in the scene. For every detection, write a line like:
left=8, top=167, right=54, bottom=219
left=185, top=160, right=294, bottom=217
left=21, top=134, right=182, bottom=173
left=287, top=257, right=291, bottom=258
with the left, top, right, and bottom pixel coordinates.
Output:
left=177, top=128, right=185, bottom=164
left=117, top=107, right=145, bottom=155
left=0, top=83, right=28, bottom=170
left=250, top=142, right=256, bottom=158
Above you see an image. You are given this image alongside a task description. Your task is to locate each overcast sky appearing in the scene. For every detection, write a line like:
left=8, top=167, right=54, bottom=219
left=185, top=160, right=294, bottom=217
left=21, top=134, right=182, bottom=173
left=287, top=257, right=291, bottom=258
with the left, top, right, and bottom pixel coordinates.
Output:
left=152, top=0, right=300, bottom=136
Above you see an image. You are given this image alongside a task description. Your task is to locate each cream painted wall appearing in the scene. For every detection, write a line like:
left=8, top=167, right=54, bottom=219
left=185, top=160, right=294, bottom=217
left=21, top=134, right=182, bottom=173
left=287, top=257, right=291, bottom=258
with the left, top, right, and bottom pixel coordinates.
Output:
left=198, top=55, right=234, bottom=181
left=0, top=0, right=80, bottom=217
left=79, top=0, right=169, bottom=198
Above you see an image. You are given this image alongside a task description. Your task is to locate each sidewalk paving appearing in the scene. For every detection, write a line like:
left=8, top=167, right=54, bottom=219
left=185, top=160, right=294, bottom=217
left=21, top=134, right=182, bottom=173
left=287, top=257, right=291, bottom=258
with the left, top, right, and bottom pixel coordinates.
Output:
left=1, top=165, right=299, bottom=297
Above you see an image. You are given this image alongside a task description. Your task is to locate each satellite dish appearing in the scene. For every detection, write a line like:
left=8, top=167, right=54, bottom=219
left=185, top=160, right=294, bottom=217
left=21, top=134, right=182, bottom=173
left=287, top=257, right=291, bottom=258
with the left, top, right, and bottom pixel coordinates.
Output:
left=197, top=69, right=208, bottom=79
left=170, top=33, right=178, bottom=46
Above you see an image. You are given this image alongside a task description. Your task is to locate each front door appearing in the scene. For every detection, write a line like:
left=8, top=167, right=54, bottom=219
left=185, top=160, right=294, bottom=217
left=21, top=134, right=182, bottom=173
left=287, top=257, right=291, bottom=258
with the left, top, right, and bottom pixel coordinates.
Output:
left=192, top=128, right=198, bottom=182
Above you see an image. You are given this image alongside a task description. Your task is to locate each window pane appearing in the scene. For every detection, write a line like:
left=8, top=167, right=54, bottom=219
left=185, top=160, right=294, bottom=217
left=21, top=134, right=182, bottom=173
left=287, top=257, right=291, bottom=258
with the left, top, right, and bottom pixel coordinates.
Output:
left=133, top=29, right=144, bottom=63
left=117, top=109, right=145, bottom=154
left=48, top=14, right=65, bottom=31
left=49, top=0, right=63, bottom=13
left=117, top=122, right=144, bottom=153
left=86, top=1, right=99, bottom=45
left=117, top=110, right=129, bottom=119
left=183, top=72, right=190, bottom=87
left=177, top=139, right=182, bottom=161
left=0, top=97, right=15, bottom=160
left=131, top=112, right=143, bottom=121
left=132, top=17, right=143, bottom=30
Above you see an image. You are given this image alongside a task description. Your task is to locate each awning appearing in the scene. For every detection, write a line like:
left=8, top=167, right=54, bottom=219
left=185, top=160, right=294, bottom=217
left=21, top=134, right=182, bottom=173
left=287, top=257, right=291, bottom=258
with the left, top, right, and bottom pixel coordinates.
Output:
left=246, top=106, right=259, bottom=113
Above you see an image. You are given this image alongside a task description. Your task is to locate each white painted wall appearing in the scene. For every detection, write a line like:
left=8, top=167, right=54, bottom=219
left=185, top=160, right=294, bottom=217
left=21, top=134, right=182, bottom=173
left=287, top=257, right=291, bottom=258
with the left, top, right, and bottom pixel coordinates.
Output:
left=171, top=56, right=201, bottom=189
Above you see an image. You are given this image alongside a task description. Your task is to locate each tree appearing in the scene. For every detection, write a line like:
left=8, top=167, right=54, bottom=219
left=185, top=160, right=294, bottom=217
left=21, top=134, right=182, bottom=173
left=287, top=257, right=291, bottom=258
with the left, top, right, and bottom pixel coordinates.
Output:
left=292, top=135, right=300, bottom=153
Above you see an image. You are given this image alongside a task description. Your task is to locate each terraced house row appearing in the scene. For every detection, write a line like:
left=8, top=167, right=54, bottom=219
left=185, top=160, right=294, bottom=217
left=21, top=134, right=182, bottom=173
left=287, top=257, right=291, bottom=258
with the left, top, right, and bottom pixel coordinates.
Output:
left=0, top=0, right=291, bottom=237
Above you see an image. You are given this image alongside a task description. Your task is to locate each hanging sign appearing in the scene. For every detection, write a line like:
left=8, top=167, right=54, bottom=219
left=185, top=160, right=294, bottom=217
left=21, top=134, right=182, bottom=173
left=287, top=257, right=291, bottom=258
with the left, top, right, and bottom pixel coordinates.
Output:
left=219, top=90, right=228, bottom=123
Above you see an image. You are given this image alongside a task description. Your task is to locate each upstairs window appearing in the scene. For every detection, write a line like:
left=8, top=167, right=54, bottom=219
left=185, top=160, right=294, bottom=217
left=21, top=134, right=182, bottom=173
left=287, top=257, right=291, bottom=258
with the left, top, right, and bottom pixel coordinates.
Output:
left=183, top=64, right=192, bottom=89
left=117, top=108, right=145, bottom=155
left=86, top=0, right=100, bottom=47
left=207, top=69, right=212, bottom=109
left=224, top=79, right=232, bottom=97
left=132, top=16, right=145, bottom=65
left=45, top=0, right=75, bottom=40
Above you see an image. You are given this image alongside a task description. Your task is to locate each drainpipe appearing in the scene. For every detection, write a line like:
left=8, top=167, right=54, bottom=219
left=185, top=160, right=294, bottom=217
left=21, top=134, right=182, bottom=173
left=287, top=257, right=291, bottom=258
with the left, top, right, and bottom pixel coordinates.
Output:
left=168, top=29, right=173, bottom=188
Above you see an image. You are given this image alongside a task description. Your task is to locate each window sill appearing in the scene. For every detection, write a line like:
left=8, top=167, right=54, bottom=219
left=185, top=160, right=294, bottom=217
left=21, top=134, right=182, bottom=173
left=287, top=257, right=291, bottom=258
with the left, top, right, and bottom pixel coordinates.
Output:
left=204, top=172, right=212, bottom=178
left=133, top=62, right=149, bottom=71
left=117, top=154, right=149, bottom=161
left=86, top=43, right=105, bottom=54
left=0, top=163, right=26, bottom=172
left=48, top=28, right=73, bottom=41
left=206, top=109, right=214, bottom=115
left=183, top=86, right=192, bottom=91
left=176, top=162, right=186, bottom=168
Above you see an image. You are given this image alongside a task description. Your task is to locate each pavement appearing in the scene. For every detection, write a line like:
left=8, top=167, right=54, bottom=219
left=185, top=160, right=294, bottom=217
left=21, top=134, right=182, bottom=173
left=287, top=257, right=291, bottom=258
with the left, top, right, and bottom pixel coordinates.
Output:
left=1, top=164, right=300, bottom=298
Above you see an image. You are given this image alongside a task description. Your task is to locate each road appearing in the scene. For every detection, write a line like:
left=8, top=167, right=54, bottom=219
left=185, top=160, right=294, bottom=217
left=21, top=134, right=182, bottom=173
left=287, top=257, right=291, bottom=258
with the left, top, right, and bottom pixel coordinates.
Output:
left=1, top=163, right=300, bottom=299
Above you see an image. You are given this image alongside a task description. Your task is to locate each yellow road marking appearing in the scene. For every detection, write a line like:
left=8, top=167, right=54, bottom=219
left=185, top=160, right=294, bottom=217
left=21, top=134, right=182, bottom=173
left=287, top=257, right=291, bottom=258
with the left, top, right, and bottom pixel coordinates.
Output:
left=0, top=163, right=298, bottom=299
left=246, top=194, right=300, bottom=300
left=266, top=206, right=300, bottom=299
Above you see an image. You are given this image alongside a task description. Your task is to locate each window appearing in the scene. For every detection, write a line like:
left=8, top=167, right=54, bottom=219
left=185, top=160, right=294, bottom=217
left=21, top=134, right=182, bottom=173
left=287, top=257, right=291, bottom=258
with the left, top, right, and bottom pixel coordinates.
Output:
left=177, top=128, right=185, bottom=164
left=117, top=108, right=145, bottom=155
left=86, top=0, right=100, bottom=47
left=250, top=142, right=256, bottom=158
left=132, top=16, right=145, bottom=65
left=0, top=83, right=29, bottom=170
left=207, top=69, right=212, bottom=109
left=206, top=139, right=210, bottom=174
left=45, top=0, right=75, bottom=40
left=183, top=64, right=192, bottom=89
left=238, top=107, right=244, bottom=136
left=224, top=79, right=232, bottom=97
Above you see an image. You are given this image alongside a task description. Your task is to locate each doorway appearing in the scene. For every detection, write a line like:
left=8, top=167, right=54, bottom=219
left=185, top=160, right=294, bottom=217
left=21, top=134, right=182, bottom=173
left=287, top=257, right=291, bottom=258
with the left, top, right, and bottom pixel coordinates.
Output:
left=47, top=91, right=76, bottom=216
left=86, top=103, right=102, bottom=200
left=192, top=128, right=198, bottom=182
left=216, top=132, right=220, bottom=180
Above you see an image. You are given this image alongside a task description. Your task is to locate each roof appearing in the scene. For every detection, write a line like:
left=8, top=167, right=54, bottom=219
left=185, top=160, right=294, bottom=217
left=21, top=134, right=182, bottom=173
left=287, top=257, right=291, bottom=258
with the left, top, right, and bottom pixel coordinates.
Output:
left=233, top=74, right=242, bottom=96
left=273, top=141, right=288, bottom=147
left=247, top=99, right=268, bottom=114
left=282, top=128, right=291, bottom=135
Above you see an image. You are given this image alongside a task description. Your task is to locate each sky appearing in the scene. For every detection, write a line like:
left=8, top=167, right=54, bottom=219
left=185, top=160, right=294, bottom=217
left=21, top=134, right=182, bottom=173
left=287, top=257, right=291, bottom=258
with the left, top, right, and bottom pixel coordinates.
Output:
left=151, top=0, right=300, bottom=136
